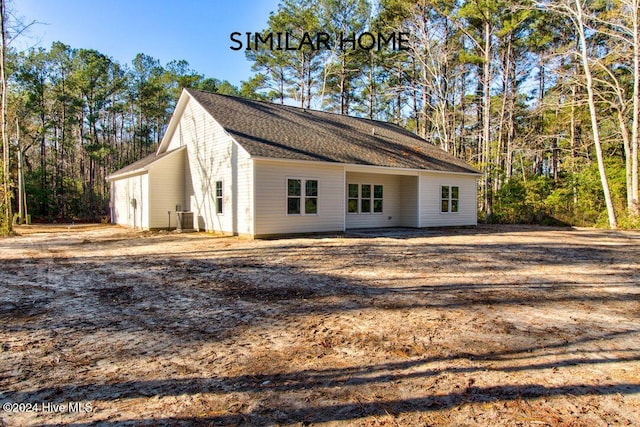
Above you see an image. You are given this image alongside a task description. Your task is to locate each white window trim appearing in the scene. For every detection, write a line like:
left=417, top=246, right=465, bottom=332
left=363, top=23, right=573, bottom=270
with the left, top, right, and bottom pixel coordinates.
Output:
left=373, top=184, right=384, bottom=215
left=347, top=183, right=359, bottom=215
left=440, top=184, right=460, bottom=214
left=347, top=183, right=383, bottom=215
left=215, top=180, right=224, bottom=216
left=286, top=177, right=319, bottom=216
left=361, top=183, right=373, bottom=215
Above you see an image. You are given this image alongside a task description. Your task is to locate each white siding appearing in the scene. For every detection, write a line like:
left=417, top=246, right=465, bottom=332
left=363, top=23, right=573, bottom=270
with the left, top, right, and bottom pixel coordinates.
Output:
left=147, top=149, right=186, bottom=229
left=110, top=173, right=148, bottom=229
left=398, top=175, right=419, bottom=227
left=254, top=160, right=344, bottom=236
left=168, top=97, right=253, bottom=235
left=236, top=155, right=254, bottom=236
left=419, top=172, right=478, bottom=227
left=165, top=105, right=187, bottom=152
left=345, top=172, right=401, bottom=229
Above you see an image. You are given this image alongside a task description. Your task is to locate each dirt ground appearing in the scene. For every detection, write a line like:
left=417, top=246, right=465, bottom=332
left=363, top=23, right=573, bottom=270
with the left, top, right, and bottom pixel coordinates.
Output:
left=0, top=224, right=639, bottom=426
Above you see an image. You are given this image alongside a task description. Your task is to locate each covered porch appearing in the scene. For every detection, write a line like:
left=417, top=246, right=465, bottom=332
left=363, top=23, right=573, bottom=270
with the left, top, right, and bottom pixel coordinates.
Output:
left=345, top=170, right=419, bottom=230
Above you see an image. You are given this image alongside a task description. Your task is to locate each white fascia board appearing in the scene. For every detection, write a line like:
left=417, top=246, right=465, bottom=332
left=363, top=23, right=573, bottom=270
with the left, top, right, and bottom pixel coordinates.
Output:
left=108, top=146, right=186, bottom=181
left=146, top=146, right=187, bottom=171
left=251, top=156, right=481, bottom=177
left=107, top=169, right=148, bottom=181
left=156, top=91, right=191, bottom=155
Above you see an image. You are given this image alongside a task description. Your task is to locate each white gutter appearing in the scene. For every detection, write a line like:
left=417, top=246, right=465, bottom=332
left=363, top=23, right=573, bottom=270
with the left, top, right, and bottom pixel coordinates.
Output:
left=250, top=156, right=482, bottom=177
left=107, top=146, right=186, bottom=181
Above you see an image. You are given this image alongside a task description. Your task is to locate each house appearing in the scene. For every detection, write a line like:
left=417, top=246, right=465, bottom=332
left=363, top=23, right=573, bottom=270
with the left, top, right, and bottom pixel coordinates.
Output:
left=107, top=88, right=479, bottom=238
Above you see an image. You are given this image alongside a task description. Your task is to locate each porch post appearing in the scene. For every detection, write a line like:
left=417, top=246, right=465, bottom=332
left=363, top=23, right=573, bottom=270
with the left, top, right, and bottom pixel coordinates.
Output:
left=342, top=166, right=346, bottom=231
left=417, top=173, right=422, bottom=228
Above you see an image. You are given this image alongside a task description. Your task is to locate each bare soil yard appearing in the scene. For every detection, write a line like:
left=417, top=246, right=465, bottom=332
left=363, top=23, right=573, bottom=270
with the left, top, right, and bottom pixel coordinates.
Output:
left=1, top=224, right=639, bottom=426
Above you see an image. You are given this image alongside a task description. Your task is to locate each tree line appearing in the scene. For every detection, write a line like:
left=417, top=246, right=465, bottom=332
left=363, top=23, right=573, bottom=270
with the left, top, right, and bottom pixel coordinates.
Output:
left=244, top=0, right=639, bottom=228
left=0, top=40, right=247, bottom=226
left=1, top=0, right=639, bottom=233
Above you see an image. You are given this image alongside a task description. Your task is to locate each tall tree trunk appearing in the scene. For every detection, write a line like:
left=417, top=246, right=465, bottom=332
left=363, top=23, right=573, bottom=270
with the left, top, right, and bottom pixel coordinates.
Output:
left=496, top=34, right=512, bottom=191
left=459, top=67, right=467, bottom=160
left=368, top=52, right=375, bottom=120
left=451, top=83, right=458, bottom=157
left=506, top=56, right=515, bottom=180
left=483, top=19, right=492, bottom=219
left=575, top=0, right=617, bottom=228
left=496, top=47, right=508, bottom=168
left=279, top=68, right=285, bottom=105
left=305, top=54, right=312, bottom=109
left=339, top=54, right=346, bottom=115
left=300, top=54, right=307, bottom=109
left=476, top=65, right=484, bottom=211
left=0, top=0, right=10, bottom=233
left=617, top=108, right=634, bottom=212
left=60, top=84, right=66, bottom=218
left=631, top=0, right=639, bottom=214
left=420, top=75, right=427, bottom=140
left=552, top=137, right=559, bottom=183
left=507, top=33, right=516, bottom=180
left=570, top=84, right=578, bottom=206
left=396, top=68, right=402, bottom=125
left=40, top=112, right=47, bottom=216
left=411, top=57, right=420, bottom=137
left=79, top=111, right=86, bottom=213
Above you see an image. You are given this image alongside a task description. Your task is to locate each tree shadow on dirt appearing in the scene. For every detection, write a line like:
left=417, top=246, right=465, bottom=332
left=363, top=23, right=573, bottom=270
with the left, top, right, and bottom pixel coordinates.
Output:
left=5, top=333, right=640, bottom=425
left=2, top=228, right=640, bottom=424
left=4, top=326, right=639, bottom=402
left=1, top=250, right=638, bottom=341
left=32, top=381, right=640, bottom=426
left=1, top=233, right=639, bottom=345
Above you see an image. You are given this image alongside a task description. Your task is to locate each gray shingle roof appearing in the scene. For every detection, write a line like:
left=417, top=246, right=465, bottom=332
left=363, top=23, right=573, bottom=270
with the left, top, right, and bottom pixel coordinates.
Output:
left=186, top=88, right=478, bottom=174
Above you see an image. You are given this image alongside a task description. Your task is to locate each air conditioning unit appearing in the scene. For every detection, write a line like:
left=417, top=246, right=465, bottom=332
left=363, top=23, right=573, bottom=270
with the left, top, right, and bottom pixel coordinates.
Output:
left=176, top=211, right=194, bottom=232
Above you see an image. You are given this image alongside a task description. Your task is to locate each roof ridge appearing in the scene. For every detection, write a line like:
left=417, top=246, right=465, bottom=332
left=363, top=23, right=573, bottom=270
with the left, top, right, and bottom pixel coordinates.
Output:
left=183, top=87, right=479, bottom=174
left=184, top=87, right=418, bottom=134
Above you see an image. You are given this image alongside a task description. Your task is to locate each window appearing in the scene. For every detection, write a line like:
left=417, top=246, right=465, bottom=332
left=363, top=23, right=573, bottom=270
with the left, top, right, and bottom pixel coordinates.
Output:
left=347, top=183, right=383, bottom=214
left=441, top=185, right=459, bottom=213
left=451, top=186, right=459, bottom=212
left=287, top=178, right=318, bottom=215
left=287, top=179, right=301, bottom=214
left=373, top=185, right=383, bottom=213
left=215, top=181, right=223, bottom=214
left=348, top=184, right=358, bottom=213
left=361, top=184, right=371, bottom=213
left=305, top=179, right=318, bottom=214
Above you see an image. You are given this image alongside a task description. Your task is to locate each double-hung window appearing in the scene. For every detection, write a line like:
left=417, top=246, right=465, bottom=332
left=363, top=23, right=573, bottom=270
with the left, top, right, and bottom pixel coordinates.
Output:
left=441, top=185, right=459, bottom=213
left=287, top=178, right=318, bottom=215
left=304, top=179, right=318, bottom=214
left=348, top=184, right=359, bottom=213
left=373, top=185, right=383, bottom=213
left=347, top=183, right=383, bottom=214
left=361, top=184, right=372, bottom=213
left=215, top=181, right=223, bottom=214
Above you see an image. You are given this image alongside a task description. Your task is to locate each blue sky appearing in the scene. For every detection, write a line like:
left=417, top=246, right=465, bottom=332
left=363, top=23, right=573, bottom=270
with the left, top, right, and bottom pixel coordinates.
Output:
left=12, top=0, right=280, bottom=86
